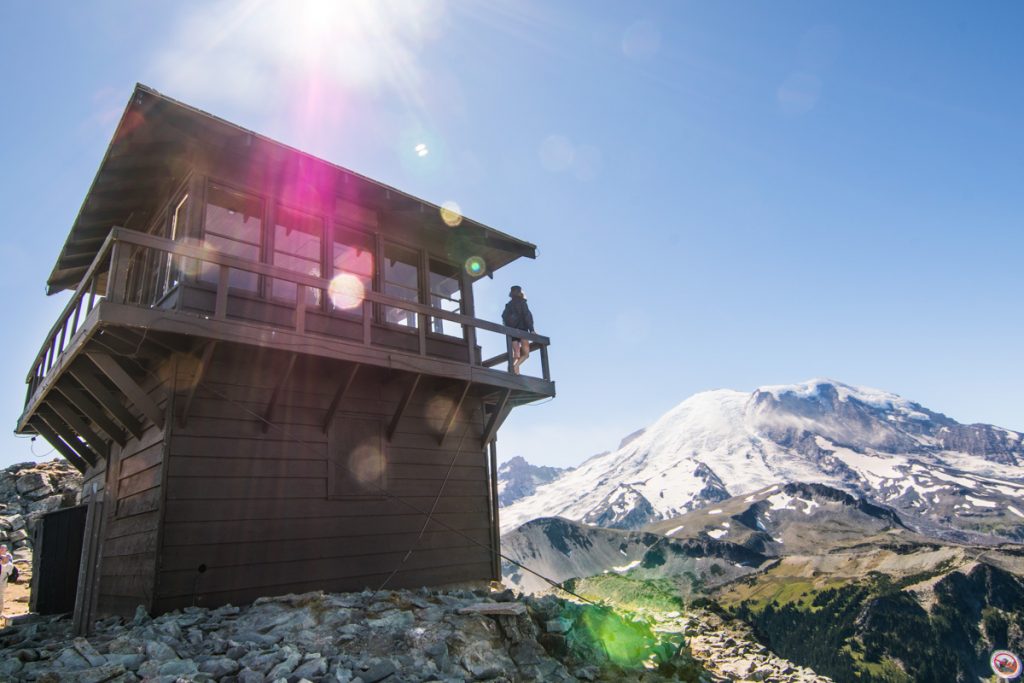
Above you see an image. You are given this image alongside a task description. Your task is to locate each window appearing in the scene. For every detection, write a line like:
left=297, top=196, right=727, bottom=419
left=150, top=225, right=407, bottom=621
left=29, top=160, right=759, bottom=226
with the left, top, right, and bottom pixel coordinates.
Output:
left=327, top=416, right=385, bottom=498
left=383, top=244, right=420, bottom=328
left=330, top=227, right=374, bottom=316
left=272, top=206, right=323, bottom=306
left=200, top=183, right=264, bottom=292
left=429, top=260, right=463, bottom=337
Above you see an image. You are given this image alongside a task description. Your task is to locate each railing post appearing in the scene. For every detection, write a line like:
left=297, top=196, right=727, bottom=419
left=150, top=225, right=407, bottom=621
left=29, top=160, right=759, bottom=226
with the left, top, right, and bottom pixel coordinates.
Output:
left=540, top=342, right=550, bottom=381
left=214, top=265, right=229, bottom=320
left=466, top=326, right=477, bottom=365
left=57, top=319, right=68, bottom=355
left=362, top=300, right=372, bottom=345
left=294, top=285, right=306, bottom=334
left=418, top=312, right=427, bottom=355
left=506, top=335, right=514, bottom=374
left=70, top=296, right=82, bottom=337
left=106, top=240, right=130, bottom=304
left=87, top=275, right=97, bottom=311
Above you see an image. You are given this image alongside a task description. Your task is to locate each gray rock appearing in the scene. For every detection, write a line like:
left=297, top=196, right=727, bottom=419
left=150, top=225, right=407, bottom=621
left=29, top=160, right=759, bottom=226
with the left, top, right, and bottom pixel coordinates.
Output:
left=103, top=653, right=147, bottom=670
left=144, top=640, right=177, bottom=661
left=158, top=658, right=198, bottom=676
left=29, top=495, right=62, bottom=515
left=367, top=609, right=415, bottom=631
left=200, top=656, right=241, bottom=677
left=267, top=652, right=301, bottom=679
left=55, top=645, right=93, bottom=669
left=16, top=472, right=53, bottom=497
left=227, top=645, right=250, bottom=660
left=357, top=659, right=396, bottom=683
left=239, top=649, right=282, bottom=674
left=8, top=528, right=28, bottom=542
left=544, top=617, right=572, bottom=634
left=73, top=636, right=107, bottom=667
left=56, top=664, right=129, bottom=683
left=291, top=656, right=328, bottom=679
left=131, top=605, right=150, bottom=626
left=0, top=658, right=24, bottom=677
left=238, top=668, right=267, bottom=683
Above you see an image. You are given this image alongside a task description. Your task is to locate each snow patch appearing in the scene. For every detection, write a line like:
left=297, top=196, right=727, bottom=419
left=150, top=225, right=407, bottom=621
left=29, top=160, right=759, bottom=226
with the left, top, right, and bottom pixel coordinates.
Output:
left=664, top=525, right=685, bottom=536
left=612, top=559, right=641, bottom=573
left=966, top=495, right=997, bottom=508
left=707, top=529, right=728, bottom=540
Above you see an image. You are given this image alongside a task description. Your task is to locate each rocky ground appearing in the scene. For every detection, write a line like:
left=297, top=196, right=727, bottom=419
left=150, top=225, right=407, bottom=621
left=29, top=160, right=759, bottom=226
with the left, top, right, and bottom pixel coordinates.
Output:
left=0, top=587, right=715, bottom=682
left=676, top=609, right=830, bottom=682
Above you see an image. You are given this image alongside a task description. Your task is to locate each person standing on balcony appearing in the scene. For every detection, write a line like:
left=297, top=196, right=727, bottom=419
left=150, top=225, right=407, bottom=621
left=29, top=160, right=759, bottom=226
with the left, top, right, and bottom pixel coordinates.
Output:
left=502, top=285, right=535, bottom=375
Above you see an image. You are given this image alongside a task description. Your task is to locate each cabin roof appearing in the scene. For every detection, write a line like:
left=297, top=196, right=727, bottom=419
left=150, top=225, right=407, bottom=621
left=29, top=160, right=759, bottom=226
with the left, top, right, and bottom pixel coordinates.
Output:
left=46, top=84, right=538, bottom=294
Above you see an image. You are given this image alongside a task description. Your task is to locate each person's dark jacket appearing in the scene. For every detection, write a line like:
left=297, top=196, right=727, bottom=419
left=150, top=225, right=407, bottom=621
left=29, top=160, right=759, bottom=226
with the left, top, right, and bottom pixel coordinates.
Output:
left=502, top=297, right=534, bottom=333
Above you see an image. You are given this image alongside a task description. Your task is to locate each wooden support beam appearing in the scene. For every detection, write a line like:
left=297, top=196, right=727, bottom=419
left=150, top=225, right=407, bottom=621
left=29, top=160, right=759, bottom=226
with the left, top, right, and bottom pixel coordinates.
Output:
left=322, top=363, right=360, bottom=434
left=53, top=382, right=126, bottom=447
left=68, top=364, right=144, bottom=441
left=261, top=353, right=298, bottom=433
left=36, top=408, right=99, bottom=468
left=46, top=396, right=110, bottom=459
left=178, top=342, right=217, bottom=428
left=30, top=419, right=88, bottom=473
left=387, top=373, right=421, bottom=442
left=84, top=353, right=164, bottom=429
left=480, top=388, right=512, bottom=449
left=439, top=381, right=471, bottom=446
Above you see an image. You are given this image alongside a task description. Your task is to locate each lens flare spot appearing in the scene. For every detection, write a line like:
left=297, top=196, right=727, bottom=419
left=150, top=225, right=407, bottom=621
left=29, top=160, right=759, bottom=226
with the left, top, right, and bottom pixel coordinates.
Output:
left=415, top=143, right=429, bottom=157
left=464, top=256, right=486, bottom=277
left=440, top=201, right=463, bottom=227
left=328, top=273, right=366, bottom=310
left=349, top=441, right=385, bottom=486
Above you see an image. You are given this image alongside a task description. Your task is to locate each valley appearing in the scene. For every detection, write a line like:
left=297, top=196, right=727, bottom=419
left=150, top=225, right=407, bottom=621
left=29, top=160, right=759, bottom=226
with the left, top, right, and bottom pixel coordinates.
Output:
left=500, top=379, right=1024, bottom=682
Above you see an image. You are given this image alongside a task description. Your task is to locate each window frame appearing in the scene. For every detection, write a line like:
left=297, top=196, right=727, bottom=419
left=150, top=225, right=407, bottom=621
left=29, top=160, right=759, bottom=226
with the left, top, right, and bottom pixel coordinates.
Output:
left=269, top=202, right=326, bottom=308
left=197, top=179, right=267, bottom=294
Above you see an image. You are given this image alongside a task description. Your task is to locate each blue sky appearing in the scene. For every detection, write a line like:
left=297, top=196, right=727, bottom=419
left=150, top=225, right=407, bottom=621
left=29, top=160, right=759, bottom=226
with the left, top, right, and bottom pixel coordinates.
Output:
left=2, top=1, right=1022, bottom=468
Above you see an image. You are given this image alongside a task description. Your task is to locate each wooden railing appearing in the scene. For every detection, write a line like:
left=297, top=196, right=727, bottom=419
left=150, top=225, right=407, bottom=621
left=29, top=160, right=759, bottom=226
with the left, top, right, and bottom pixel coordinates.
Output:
left=26, top=228, right=552, bottom=407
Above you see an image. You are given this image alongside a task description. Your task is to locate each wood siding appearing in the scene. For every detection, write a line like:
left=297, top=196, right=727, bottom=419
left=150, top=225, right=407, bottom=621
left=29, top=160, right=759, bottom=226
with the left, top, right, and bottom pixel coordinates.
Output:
left=155, top=348, right=494, bottom=612
left=95, top=367, right=170, bottom=617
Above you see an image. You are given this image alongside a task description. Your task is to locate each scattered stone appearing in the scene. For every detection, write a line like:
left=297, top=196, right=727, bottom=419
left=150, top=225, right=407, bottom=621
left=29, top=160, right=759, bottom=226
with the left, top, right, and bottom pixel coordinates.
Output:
left=457, top=602, right=527, bottom=616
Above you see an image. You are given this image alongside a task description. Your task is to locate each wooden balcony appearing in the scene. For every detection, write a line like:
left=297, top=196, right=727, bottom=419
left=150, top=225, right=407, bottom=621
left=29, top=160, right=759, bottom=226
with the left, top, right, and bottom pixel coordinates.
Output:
left=18, top=228, right=555, bottom=462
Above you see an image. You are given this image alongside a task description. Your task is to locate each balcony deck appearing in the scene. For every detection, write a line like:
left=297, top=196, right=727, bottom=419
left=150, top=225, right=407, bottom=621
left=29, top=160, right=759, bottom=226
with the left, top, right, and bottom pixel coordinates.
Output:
left=18, top=228, right=554, bottom=466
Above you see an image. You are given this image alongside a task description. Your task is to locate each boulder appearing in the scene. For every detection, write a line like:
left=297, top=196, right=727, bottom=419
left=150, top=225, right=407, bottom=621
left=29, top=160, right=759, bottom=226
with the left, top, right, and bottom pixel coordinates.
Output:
left=16, top=472, right=53, bottom=497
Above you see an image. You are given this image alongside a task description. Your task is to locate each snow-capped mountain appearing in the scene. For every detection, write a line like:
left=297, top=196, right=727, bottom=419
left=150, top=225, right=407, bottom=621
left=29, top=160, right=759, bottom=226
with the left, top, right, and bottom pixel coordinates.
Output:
left=497, top=456, right=571, bottom=506
left=501, top=379, right=1024, bottom=542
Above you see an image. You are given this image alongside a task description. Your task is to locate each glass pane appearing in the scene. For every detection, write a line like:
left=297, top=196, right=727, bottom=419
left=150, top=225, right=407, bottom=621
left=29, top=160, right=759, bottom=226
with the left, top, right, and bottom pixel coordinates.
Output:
left=200, top=184, right=263, bottom=293
left=429, top=261, right=462, bottom=337
left=384, top=245, right=419, bottom=328
left=273, top=207, right=322, bottom=306
left=331, top=231, right=374, bottom=316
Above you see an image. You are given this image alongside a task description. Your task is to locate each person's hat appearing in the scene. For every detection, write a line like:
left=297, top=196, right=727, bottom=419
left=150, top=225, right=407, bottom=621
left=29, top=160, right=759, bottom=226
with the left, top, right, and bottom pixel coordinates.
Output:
left=509, top=285, right=523, bottom=297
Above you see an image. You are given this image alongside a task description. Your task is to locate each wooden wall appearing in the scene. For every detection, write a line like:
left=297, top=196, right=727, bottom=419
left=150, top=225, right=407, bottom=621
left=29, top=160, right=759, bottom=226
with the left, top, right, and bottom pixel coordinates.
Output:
left=154, top=347, right=494, bottom=612
left=94, top=363, right=171, bottom=617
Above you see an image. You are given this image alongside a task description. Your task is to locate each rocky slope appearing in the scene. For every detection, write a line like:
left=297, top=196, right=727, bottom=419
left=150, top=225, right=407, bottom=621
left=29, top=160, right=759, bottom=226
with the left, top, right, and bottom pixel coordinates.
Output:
left=501, top=379, right=1024, bottom=543
left=0, top=587, right=714, bottom=682
left=0, top=459, right=82, bottom=553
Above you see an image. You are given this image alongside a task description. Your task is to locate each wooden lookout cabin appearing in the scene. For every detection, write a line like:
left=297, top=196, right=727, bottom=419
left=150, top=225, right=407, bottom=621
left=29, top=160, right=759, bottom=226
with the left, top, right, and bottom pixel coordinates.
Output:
left=16, top=84, right=554, bottom=628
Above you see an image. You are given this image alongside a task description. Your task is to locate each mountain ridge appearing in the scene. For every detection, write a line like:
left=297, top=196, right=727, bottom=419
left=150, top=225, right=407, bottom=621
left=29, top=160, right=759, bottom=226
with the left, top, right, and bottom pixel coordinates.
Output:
left=501, top=379, right=1024, bottom=543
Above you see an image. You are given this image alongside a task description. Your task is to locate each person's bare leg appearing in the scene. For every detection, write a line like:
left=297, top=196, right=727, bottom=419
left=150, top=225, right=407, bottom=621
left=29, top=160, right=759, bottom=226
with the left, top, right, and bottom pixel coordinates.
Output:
left=513, top=339, right=529, bottom=374
left=510, top=340, right=521, bottom=375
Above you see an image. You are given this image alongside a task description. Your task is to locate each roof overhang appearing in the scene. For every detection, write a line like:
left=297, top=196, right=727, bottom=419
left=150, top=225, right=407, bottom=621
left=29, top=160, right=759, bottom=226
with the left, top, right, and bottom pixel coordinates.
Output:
left=46, top=84, right=537, bottom=294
